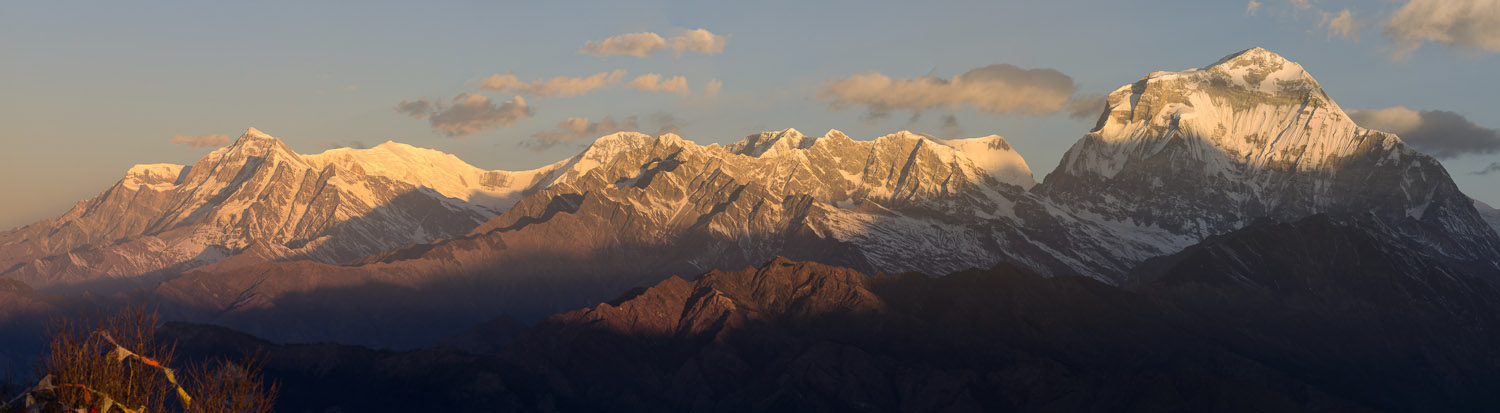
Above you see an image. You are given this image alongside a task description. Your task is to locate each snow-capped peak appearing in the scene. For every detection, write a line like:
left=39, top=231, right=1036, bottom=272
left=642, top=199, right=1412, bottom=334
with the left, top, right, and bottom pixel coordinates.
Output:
left=242, top=126, right=272, bottom=139
left=728, top=128, right=818, bottom=157
left=120, top=163, right=186, bottom=190
left=1201, top=47, right=1318, bottom=94
left=1208, top=47, right=1289, bottom=68
left=938, top=135, right=1034, bottom=189
left=1034, top=47, right=1498, bottom=273
left=1063, top=46, right=1380, bottom=180
left=218, top=126, right=306, bottom=168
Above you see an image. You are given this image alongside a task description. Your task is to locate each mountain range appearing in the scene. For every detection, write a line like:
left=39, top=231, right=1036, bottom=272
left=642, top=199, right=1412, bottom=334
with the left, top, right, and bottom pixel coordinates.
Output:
left=2, top=48, right=1496, bottom=348
left=3, top=48, right=1500, bottom=410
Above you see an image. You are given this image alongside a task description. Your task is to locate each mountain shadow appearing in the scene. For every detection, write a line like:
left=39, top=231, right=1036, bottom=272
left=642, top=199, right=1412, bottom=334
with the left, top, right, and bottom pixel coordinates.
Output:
left=161, top=215, right=1500, bottom=411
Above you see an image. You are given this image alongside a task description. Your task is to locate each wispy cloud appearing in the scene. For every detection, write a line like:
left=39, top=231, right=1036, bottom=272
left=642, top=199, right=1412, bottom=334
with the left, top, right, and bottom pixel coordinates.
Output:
left=396, top=94, right=534, bottom=137
left=578, top=32, right=665, bottom=57
left=578, top=29, right=728, bottom=58
left=1246, top=1, right=1362, bottom=44
left=529, top=116, right=638, bottom=151
left=820, top=64, right=1077, bottom=118
left=169, top=134, right=231, bottom=148
left=940, top=115, right=962, bottom=138
left=1349, top=106, right=1500, bottom=159
left=627, top=73, right=691, bottom=96
left=479, top=70, right=627, bottom=97
left=1067, top=93, right=1108, bottom=120
left=525, top=114, right=683, bottom=151
left=703, top=78, right=723, bottom=100
left=1384, top=0, right=1500, bottom=58
left=1473, top=162, right=1500, bottom=175
left=395, top=100, right=433, bottom=118
left=1322, top=9, right=1360, bottom=41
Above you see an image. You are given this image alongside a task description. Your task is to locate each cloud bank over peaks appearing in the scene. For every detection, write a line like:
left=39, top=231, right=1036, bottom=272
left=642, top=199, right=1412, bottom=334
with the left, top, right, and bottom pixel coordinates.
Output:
left=396, top=94, right=533, bottom=137
left=820, top=63, right=1077, bottom=119
left=1067, top=93, right=1108, bottom=120
left=1349, top=105, right=1500, bottom=159
left=525, top=114, right=682, bottom=151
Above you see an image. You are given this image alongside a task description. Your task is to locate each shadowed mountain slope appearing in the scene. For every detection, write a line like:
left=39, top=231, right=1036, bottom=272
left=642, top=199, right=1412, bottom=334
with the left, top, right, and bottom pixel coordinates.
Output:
left=164, top=213, right=1500, bottom=411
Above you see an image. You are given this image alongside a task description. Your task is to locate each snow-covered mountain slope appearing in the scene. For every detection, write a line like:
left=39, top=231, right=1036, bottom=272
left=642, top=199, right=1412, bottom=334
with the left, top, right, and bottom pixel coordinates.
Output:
left=1035, top=47, right=1500, bottom=275
left=303, top=141, right=553, bottom=212
left=467, top=128, right=1039, bottom=273
left=143, top=129, right=1057, bottom=346
left=0, top=128, right=558, bottom=292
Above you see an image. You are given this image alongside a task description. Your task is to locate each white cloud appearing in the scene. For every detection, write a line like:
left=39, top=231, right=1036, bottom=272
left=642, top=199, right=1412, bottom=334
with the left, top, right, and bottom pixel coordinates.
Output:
left=1289, top=0, right=1313, bottom=11
left=627, top=73, right=691, bottom=96
left=169, top=134, right=231, bottom=148
left=1384, top=0, right=1500, bottom=58
left=578, top=32, right=666, bottom=57
left=578, top=29, right=728, bottom=58
left=1322, top=8, right=1359, bottom=41
left=820, top=64, right=1077, bottom=117
left=1247, top=0, right=1263, bottom=16
left=1349, top=105, right=1500, bottom=159
left=395, top=94, right=533, bottom=137
left=667, top=29, right=728, bottom=58
left=479, top=70, right=626, bottom=97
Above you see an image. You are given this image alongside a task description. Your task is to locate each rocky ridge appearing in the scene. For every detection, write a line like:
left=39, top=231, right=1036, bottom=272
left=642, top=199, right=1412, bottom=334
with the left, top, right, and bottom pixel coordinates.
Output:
left=0, top=128, right=555, bottom=292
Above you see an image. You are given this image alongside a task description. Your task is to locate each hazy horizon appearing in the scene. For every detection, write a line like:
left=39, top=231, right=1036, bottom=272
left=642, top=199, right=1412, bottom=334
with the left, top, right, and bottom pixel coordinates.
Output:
left=4, top=0, right=1498, bottom=230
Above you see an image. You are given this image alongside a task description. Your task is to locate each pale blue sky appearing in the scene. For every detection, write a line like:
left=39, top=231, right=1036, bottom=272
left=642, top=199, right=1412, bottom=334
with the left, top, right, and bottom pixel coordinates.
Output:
left=3, top=0, right=1497, bottom=229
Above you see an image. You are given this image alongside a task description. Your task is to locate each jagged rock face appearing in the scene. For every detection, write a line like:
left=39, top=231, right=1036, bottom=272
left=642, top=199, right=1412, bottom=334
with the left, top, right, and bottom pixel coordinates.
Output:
left=0, top=128, right=550, bottom=292
left=1036, top=47, right=1500, bottom=273
left=135, top=129, right=1043, bottom=348
left=469, top=129, right=1036, bottom=275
